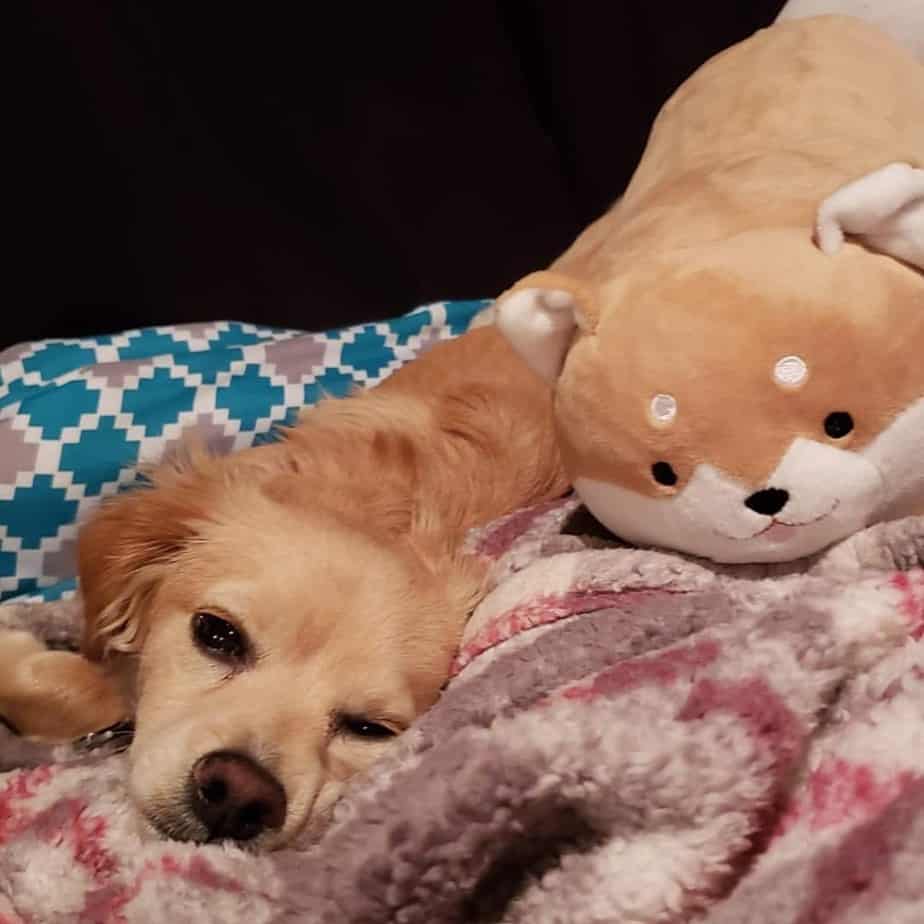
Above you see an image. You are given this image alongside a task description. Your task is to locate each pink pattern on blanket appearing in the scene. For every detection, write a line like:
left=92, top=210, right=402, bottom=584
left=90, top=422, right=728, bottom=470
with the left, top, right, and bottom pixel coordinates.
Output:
left=453, top=589, right=662, bottom=673
left=892, top=569, right=924, bottom=638
left=0, top=776, right=124, bottom=922
left=0, top=765, right=56, bottom=843
left=161, top=854, right=245, bottom=893
left=678, top=677, right=805, bottom=771
left=471, top=498, right=568, bottom=558
left=43, top=800, right=118, bottom=883
left=81, top=854, right=251, bottom=923
left=80, top=879, right=137, bottom=924
left=559, top=637, right=720, bottom=702
left=0, top=765, right=254, bottom=922
left=794, top=778, right=924, bottom=924
left=776, top=757, right=917, bottom=837
left=29, top=799, right=122, bottom=922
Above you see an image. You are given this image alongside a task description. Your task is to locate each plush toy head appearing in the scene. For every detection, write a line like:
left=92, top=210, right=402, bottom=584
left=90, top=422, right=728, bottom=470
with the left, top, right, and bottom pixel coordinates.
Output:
left=497, top=17, right=924, bottom=564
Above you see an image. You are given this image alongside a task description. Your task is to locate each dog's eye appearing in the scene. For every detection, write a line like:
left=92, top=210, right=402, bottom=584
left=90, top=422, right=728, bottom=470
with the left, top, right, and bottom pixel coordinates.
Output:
left=337, top=714, right=397, bottom=740
left=824, top=411, right=854, bottom=439
left=651, top=461, right=678, bottom=486
left=191, top=611, right=247, bottom=661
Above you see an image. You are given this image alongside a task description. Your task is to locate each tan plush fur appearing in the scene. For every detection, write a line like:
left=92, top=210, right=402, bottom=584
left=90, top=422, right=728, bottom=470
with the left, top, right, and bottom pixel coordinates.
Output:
left=534, top=15, right=923, bottom=488
left=0, top=324, right=567, bottom=847
left=498, top=16, right=924, bottom=564
left=550, top=235, right=922, bottom=493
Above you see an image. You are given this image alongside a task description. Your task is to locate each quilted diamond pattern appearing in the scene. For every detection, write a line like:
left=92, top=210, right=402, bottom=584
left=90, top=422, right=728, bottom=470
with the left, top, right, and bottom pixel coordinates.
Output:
left=0, top=301, right=487, bottom=602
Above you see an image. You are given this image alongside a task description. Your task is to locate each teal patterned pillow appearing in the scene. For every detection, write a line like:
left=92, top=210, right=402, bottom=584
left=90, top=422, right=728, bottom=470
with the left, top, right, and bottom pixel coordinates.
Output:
left=0, top=301, right=488, bottom=603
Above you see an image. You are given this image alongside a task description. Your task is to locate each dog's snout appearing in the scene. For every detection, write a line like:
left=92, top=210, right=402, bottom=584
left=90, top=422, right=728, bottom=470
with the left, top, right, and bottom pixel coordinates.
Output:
left=190, top=750, right=287, bottom=842
left=744, top=487, right=790, bottom=517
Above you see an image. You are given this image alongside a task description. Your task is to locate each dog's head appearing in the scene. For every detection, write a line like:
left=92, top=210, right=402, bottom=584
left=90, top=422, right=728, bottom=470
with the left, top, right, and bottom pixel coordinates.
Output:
left=78, top=446, right=482, bottom=848
left=497, top=203, right=924, bottom=563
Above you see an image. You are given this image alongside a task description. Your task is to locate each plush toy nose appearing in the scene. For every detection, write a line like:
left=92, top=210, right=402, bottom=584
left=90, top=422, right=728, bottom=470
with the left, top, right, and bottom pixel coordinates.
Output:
left=744, top=488, right=790, bottom=517
left=190, top=750, right=287, bottom=842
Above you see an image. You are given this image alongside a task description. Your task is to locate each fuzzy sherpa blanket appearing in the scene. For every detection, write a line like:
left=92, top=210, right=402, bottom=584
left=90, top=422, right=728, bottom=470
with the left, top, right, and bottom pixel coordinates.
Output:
left=1, top=499, right=922, bottom=923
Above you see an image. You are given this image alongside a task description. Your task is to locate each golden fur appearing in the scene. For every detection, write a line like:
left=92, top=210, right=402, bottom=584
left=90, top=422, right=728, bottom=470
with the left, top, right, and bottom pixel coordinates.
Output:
left=0, top=323, right=567, bottom=847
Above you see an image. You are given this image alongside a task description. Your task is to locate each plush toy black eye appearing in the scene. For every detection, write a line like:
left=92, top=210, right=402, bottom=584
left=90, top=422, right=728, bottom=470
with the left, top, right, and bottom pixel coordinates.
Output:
left=191, top=611, right=248, bottom=661
left=651, top=462, right=678, bottom=486
left=824, top=411, right=854, bottom=439
left=337, top=715, right=397, bottom=740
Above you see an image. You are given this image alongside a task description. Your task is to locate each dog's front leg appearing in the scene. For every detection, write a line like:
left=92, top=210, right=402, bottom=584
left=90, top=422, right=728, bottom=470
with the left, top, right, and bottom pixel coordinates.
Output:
left=0, top=630, right=128, bottom=740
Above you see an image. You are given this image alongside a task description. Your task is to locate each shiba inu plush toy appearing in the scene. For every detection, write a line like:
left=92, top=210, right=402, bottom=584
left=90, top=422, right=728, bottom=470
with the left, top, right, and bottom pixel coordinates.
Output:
left=497, top=15, right=924, bottom=564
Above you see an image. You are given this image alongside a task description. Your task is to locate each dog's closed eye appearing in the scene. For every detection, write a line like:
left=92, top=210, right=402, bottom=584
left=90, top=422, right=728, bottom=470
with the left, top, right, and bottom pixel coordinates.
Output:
left=191, top=611, right=249, bottom=663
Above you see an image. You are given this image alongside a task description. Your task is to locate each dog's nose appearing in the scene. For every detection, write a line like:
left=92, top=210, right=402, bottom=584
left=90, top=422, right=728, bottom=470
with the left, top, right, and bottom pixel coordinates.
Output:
left=190, top=750, right=287, bottom=842
left=744, top=487, right=790, bottom=517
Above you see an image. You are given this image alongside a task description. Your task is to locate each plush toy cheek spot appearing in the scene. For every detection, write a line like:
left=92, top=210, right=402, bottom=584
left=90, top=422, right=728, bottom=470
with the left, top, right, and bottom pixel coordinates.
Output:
left=650, top=394, right=678, bottom=425
left=773, top=355, right=808, bottom=389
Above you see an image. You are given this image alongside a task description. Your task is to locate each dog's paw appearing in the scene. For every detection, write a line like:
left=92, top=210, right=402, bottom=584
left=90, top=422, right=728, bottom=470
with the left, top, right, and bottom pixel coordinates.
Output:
left=0, top=630, right=128, bottom=742
left=0, top=629, right=47, bottom=668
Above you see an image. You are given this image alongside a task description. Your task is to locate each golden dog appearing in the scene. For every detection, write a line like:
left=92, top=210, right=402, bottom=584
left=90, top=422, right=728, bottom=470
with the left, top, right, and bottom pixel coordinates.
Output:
left=0, top=323, right=566, bottom=848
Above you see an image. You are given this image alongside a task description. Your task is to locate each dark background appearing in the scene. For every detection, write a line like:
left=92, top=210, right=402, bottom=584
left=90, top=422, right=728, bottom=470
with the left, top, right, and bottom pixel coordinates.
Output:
left=12, top=1, right=784, bottom=349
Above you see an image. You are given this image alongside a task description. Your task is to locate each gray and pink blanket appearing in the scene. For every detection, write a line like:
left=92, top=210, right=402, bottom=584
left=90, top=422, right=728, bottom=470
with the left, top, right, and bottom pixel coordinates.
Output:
left=1, top=498, right=922, bottom=923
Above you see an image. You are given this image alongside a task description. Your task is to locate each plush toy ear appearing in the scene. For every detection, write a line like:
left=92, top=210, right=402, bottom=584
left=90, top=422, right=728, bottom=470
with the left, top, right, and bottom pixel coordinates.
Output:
left=815, top=162, right=924, bottom=270
left=495, top=271, right=597, bottom=384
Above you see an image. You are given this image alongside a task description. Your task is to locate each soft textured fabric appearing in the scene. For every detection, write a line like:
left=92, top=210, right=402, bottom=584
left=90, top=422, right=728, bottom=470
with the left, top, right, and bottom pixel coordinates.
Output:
left=0, top=499, right=921, bottom=921
left=0, top=301, right=486, bottom=602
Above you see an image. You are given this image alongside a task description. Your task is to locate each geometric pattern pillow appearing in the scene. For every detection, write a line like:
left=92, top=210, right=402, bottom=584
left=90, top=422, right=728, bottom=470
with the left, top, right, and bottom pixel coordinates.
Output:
left=0, top=300, right=488, bottom=603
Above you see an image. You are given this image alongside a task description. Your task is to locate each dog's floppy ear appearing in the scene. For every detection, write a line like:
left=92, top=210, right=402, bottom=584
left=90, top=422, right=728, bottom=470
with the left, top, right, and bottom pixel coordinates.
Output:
left=815, top=162, right=924, bottom=270
left=495, top=271, right=599, bottom=384
left=78, top=455, right=217, bottom=660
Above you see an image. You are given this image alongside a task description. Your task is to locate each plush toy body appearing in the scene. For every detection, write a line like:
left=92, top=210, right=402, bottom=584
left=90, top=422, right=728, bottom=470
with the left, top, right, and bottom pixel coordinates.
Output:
left=498, top=15, right=924, bottom=564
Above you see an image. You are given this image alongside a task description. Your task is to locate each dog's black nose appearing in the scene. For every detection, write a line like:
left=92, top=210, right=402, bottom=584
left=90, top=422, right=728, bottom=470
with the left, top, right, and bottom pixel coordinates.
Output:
left=190, top=750, right=287, bottom=842
left=744, top=487, right=790, bottom=517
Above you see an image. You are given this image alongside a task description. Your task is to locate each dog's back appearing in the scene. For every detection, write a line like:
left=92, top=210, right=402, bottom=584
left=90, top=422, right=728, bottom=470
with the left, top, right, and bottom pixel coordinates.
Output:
left=291, top=323, right=568, bottom=542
